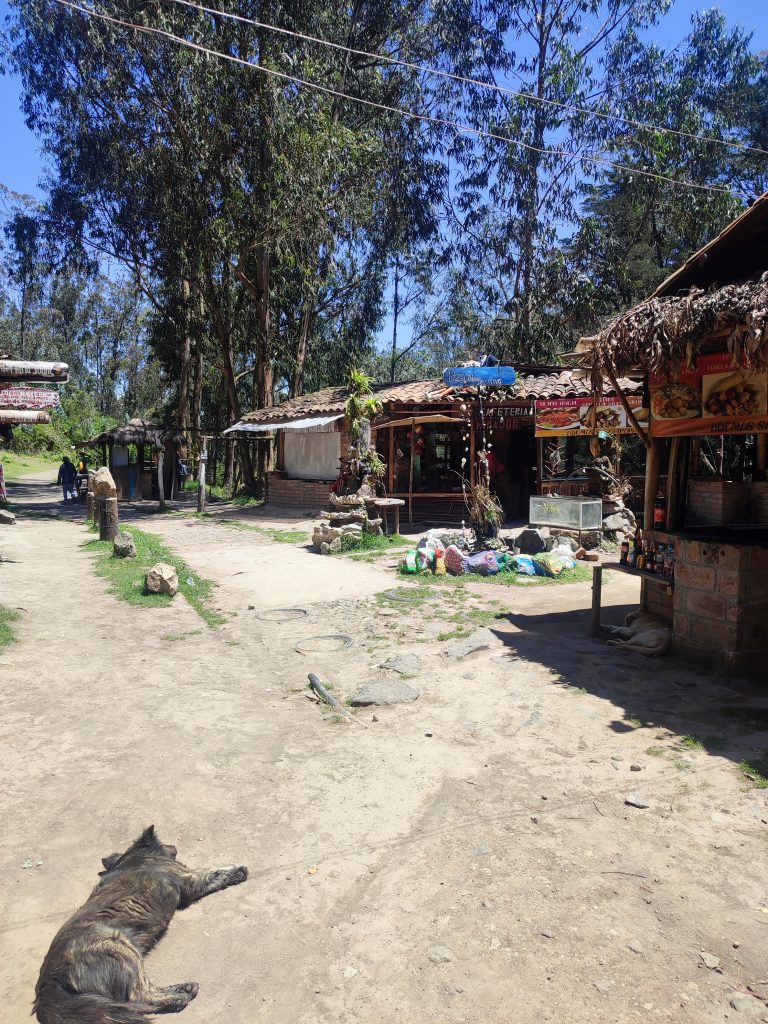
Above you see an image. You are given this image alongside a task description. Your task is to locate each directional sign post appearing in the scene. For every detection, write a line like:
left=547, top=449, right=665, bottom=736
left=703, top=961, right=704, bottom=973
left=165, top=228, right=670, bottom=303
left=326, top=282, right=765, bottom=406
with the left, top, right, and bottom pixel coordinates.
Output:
left=443, top=365, right=517, bottom=388
left=0, top=359, right=70, bottom=384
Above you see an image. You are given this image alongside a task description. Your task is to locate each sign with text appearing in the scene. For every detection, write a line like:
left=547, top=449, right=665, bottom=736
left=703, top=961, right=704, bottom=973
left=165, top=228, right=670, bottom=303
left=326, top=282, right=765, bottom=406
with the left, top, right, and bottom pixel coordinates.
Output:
left=443, top=365, right=517, bottom=387
left=650, top=353, right=768, bottom=437
left=535, top=395, right=648, bottom=437
left=0, top=387, right=60, bottom=411
left=0, top=359, right=69, bottom=383
left=0, top=408, right=52, bottom=426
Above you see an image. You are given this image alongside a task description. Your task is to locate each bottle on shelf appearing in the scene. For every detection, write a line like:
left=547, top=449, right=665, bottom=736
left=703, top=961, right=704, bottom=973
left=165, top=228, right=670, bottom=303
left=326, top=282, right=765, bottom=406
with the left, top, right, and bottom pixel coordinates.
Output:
left=620, top=538, right=629, bottom=564
left=653, top=492, right=666, bottom=530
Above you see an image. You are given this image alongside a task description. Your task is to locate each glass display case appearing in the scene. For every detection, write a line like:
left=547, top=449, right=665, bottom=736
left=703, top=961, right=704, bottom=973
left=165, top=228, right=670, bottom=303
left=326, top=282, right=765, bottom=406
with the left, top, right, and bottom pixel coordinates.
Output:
left=529, top=495, right=603, bottom=532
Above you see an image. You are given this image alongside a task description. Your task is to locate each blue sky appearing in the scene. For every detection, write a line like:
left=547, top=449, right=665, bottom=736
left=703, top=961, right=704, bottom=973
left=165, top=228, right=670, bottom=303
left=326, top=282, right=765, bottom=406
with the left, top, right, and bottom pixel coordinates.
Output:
left=1, top=0, right=764, bottom=199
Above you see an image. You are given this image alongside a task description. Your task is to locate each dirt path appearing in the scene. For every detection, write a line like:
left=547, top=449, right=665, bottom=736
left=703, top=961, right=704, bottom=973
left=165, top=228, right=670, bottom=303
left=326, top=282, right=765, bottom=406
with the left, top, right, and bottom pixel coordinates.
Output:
left=2, top=482, right=767, bottom=1023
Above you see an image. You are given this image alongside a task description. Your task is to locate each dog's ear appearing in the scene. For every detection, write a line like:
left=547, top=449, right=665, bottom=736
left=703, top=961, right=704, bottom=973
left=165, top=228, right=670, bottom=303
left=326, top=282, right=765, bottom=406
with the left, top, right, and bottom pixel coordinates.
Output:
left=99, top=852, right=122, bottom=875
left=139, top=825, right=158, bottom=847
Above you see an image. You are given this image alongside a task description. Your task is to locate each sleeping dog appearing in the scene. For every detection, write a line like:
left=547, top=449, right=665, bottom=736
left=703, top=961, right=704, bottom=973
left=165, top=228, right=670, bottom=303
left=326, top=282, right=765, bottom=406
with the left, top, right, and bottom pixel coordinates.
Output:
left=33, top=826, right=248, bottom=1023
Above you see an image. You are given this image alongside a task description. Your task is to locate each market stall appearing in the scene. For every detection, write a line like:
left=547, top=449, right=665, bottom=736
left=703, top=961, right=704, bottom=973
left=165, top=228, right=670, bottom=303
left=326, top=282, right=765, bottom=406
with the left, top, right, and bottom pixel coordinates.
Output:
left=586, top=193, right=768, bottom=676
left=82, top=419, right=187, bottom=502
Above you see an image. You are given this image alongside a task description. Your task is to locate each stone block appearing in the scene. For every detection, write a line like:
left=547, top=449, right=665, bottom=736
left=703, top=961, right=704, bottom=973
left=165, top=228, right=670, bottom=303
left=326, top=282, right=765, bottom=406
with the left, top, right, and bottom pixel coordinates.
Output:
left=717, top=571, right=738, bottom=595
left=0, top=508, right=16, bottom=526
left=113, top=531, right=136, bottom=558
left=674, top=563, right=715, bottom=591
left=690, top=617, right=737, bottom=651
left=145, top=562, right=178, bottom=596
left=672, top=611, right=691, bottom=640
left=681, top=590, right=726, bottom=620
left=92, top=467, right=117, bottom=498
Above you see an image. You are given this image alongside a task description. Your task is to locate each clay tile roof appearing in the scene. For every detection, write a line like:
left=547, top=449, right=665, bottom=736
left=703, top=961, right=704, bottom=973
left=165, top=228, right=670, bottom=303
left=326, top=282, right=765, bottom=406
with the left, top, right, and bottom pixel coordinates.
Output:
left=237, top=370, right=642, bottom=424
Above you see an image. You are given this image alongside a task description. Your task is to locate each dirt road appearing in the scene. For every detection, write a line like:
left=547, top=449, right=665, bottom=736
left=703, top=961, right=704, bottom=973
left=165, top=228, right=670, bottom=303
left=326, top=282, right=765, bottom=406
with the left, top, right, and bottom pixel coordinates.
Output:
left=2, top=478, right=767, bottom=1023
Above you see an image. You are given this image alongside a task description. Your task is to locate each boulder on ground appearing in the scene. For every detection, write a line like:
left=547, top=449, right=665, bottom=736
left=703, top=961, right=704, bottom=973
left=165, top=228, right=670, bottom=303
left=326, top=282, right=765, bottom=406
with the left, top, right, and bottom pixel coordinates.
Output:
left=113, top=531, right=136, bottom=558
left=350, top=679, right=419, bottom=706
left=92, top=467, right=117, bottom=498
left=516, top=527, right=546, bottom=555
left=145, top=562, right=178, bottom=596
left=0, top=508, right=16, bottom=526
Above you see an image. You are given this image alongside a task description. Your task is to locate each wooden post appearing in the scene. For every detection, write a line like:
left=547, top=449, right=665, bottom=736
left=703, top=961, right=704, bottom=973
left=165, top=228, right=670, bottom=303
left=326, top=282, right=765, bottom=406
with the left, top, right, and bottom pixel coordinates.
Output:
left=157, top=447, right=165, bottom=511
left=536, top=438, right=545, bottom=496
left=643, top=438, right=663, bottom=530
left=197, top=437, right=207, bottom=514
left=86, top=472, right=95, bottom=524
left=665, top=436, right=681, bottom=531
left=99, top=496, right=119, bottom=541
left=408, top=417, right=414, bottom=525
left=755, top=433, right=767, bottom=481
left=591, top=564, right=603, bottom=637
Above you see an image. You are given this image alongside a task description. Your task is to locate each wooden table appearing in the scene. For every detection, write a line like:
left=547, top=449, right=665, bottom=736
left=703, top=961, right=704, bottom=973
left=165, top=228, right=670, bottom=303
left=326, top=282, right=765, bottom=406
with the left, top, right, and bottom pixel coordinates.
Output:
left=366, top=498, right=406, bottom=536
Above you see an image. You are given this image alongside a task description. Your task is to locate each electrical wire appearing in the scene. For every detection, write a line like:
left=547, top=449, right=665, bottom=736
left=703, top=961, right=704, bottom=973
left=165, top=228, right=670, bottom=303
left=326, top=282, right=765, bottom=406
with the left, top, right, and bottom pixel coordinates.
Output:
left=50, top=0, right=750, bottom=199
left=166, top=0, right=768, bottom=159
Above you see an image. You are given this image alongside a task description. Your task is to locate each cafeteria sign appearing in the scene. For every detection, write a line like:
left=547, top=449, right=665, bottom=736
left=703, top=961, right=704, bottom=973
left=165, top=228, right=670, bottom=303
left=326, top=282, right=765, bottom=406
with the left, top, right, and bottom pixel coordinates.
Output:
left=535, top=395, right=648, bottom=437
left=650, top=353, right=768, bottom=437
left=443, top=365, right=517, bottom=387
left=0, top=386, right=60, bottom=411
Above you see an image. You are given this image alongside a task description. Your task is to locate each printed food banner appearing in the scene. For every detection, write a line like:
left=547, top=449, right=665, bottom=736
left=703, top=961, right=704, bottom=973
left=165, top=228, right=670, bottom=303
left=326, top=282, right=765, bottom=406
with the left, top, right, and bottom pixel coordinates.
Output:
left=535, top=395, right=648, bottom=437
left=0, top=386, right=60, bottom=410
left=650, top=353, right=768, bottom=437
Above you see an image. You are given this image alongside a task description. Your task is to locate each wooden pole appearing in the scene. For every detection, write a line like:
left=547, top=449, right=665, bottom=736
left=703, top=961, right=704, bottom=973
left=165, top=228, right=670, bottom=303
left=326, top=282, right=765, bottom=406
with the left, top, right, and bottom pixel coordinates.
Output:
left=157, top=447, right=165, bottom=511
left=591, top=564, right=603, bottom=637
left=408, top=417, right=414, bottom=525
left=643, top=437, right=663, bottom=530
left=99, top=496, right=119, bottom=541
left=756, top=433, right=768, bottom=481
left=665, top=436, right=681, bottom=531
left=603, top=362, right=651, bottom=449
left=536, top=437, right=545, bottom=495
left=197, top=437, right=207, bottom=514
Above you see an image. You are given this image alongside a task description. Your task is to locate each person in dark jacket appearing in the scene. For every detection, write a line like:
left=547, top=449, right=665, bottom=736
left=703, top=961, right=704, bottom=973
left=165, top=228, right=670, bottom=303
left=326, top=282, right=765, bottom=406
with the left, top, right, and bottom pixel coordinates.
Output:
left=57, top=455, right=77, bottom=502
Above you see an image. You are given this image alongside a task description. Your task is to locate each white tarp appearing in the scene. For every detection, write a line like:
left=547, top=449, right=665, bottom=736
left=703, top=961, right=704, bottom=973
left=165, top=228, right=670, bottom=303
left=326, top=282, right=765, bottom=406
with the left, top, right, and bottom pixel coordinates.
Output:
left=284, top=430, right=341, bottom=481
left=223, top=413, right=343, bottom=435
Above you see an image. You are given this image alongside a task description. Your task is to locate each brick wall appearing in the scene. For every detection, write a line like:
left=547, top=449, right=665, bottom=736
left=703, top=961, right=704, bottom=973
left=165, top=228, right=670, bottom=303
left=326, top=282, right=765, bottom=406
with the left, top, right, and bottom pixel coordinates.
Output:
left=266, top=473, right=332, bottom=511
left=672, top=536, right=768, bottom=677
left=751, top=481, right=768, bottom=521
left=687, top=479, right=750, bottom=525
left=641, top=578, right=673, bottom=621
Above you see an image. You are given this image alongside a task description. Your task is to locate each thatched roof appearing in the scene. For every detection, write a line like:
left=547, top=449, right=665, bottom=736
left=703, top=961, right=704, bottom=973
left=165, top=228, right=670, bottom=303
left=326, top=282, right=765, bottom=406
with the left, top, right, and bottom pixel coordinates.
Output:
left=83, top=418, right=186, bottom=448
left=588, top=273, right=768, bottom=390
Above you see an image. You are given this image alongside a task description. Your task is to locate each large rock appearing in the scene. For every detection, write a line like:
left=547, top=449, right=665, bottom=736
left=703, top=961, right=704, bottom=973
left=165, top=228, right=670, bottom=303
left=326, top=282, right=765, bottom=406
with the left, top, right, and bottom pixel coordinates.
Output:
left=0, top=508, right=16, bottom=526
left=92, top=467, right=117, bottom=498
left=602, top=513, right=629, bottom=532
left=350, top=679, right=419, bottom=706
left=113, top=531, right=136, bottom=559
left=516, top=527, right=546, bottom=555
left=145, top=562, right=179, bottom=596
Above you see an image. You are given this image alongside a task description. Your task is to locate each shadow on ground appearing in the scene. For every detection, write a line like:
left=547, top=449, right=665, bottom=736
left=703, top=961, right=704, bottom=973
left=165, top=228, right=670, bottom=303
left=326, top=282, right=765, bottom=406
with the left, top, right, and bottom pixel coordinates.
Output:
left=490, top=605, right=768, bottom=777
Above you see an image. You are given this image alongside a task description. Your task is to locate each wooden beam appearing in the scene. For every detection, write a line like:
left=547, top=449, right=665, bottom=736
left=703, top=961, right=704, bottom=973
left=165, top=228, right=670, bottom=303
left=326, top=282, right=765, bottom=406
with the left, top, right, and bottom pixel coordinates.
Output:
left=755, top=433, right=767, bottom=481
left=603, top=361, right=650, bottom=449
left=666, top=436, right=681, bottom=531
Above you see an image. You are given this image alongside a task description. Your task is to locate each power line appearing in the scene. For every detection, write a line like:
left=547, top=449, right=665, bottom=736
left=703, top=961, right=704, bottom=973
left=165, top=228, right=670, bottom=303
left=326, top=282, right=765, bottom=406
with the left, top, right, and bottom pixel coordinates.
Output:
left=166, top=0, right=768, bottom=159
left=51, top=0, right=749, bottom=199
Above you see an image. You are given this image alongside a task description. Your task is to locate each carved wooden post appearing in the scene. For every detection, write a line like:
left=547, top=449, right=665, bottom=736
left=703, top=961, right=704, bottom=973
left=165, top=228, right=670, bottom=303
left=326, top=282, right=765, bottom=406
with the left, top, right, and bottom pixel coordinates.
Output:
left=99, top=497, right=119, bottom=541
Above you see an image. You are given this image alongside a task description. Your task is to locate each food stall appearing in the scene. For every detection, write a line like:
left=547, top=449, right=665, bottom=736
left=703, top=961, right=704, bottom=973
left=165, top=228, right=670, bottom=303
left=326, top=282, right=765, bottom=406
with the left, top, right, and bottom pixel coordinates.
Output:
left=585, top=194, right=768, bottom=677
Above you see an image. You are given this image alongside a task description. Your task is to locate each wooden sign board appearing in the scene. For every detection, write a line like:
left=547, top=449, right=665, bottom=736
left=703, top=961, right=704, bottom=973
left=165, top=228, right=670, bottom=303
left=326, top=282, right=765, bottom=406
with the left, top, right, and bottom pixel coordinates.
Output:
left=0, top=409, right=52, bottom=426
left=0, top=386, right=60, bottom=410
left=0, top=359, right=70, bottom=383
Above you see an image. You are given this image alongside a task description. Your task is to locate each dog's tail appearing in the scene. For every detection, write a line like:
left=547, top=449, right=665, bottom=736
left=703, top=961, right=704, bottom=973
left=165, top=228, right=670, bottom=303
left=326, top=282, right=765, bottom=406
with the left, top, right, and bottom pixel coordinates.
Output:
left=34, top=984, right=155, bottom=1024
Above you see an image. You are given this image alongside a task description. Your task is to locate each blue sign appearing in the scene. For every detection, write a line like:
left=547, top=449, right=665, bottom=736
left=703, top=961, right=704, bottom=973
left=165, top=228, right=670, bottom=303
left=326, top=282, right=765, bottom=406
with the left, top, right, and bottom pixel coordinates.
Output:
left=443, top=365, right=517, bottom=387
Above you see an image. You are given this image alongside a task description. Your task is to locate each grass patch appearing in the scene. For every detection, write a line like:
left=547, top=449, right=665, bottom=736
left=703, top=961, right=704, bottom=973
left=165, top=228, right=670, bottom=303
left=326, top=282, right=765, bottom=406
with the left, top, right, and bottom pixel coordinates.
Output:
left=681, top=734, right=705, bottom=750
left=627, top=715, right=651, bottom=728
left=83, top=527, right=225, bottom=627
left=436, top=627, right=472, bottom=642
left=339, top=532, right=414, bottom=554
left=0, top=451, right=59, bottom=483
left=375, top=585, right=433, bottom=610
left=0, top=606, right=20, bottom=646
left=162, top=629, right=203, bottom=642
left=645, top=745, right=665, bottom=757
left=218, top=520, right=307, bottom=544
left=738, top=758, right=768, bottom=788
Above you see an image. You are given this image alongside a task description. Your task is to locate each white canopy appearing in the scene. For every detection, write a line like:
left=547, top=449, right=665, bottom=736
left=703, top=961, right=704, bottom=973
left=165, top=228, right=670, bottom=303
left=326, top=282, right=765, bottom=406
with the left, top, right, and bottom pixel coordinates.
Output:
left=223, top=413, right=343, bottom=435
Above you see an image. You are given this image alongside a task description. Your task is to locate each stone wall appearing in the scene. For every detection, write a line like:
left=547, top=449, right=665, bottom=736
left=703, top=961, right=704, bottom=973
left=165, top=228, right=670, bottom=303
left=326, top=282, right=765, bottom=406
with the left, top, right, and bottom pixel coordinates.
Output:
left=672, top=536, right=768, bottom=677
left=267, top=473, right=332, bottom=510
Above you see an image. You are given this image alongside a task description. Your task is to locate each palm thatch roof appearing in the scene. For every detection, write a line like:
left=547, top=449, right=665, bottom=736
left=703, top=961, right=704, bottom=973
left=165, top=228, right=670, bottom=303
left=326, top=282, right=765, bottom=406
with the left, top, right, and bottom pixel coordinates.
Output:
left=83, top=418, right=186, bottom=448
left=588, top=273, right=768, bottom=392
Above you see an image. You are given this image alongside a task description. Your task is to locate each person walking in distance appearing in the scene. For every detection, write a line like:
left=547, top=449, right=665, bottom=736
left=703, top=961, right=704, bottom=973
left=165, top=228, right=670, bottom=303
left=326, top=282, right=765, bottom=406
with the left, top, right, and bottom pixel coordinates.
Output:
left=57, top=455, right=77, bottom=502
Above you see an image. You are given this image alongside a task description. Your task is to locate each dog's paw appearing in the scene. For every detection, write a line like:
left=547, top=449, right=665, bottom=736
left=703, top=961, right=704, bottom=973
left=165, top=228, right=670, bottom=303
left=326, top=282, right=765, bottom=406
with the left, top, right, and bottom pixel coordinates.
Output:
left=166, top=982, right=198, bottom=1011
left=228, top=865, right=248, bottom=885
left=179, top=982, right=199, bottom=999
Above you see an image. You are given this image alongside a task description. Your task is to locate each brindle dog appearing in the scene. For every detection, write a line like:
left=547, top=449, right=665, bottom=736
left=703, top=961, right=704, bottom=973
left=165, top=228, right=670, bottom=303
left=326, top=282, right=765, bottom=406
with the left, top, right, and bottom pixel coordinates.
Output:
left=33, top=826, right=248, bottom=1023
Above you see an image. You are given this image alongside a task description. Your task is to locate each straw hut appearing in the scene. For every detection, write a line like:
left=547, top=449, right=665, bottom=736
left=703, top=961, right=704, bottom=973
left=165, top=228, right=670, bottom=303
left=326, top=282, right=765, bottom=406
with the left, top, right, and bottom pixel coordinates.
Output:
left=83, top=419, right=187, bottom=501
left=581, top=191, right=768, bottom=675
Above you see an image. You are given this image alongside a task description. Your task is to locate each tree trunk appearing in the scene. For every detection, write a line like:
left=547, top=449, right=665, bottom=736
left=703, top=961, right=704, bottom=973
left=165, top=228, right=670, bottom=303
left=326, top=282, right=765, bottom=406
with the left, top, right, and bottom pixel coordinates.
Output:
left=178, top=278, right=192, bottom=431
left=197, top=437, right=207, bottom=513
left=157, top=448, right=166, bottom=511
left=292, top=296, right=313, bottom=398
left=390, top=257, right=400, bottom=384
left=192, top=342, right=203, bottom=456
